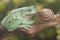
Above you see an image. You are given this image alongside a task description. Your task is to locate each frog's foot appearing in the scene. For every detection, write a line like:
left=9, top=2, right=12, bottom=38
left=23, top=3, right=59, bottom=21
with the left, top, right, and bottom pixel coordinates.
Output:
left=18, top=25, right=31, bottom=30
left=24, top=25, right=31, bottom=30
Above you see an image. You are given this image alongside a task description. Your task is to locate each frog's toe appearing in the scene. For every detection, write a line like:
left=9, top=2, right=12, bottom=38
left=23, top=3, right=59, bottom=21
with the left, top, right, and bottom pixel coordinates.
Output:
left=27, top=26, right=31, bottom=28
left=24, top=27, right=29, bottom=30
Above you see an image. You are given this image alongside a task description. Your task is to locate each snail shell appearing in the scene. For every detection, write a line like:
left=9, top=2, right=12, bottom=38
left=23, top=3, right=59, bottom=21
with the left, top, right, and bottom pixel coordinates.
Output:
left=39, top=9, right=54, bottom=21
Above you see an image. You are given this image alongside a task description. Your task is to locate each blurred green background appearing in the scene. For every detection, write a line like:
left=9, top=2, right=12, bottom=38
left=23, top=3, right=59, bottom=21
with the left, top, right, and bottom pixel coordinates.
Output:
left=0, top=0, right=60, bottom=40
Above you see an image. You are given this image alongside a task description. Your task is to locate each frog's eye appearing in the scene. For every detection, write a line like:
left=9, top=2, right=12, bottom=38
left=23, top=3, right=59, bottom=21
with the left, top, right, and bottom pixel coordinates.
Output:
left=28, top=9, right=31, bottom=12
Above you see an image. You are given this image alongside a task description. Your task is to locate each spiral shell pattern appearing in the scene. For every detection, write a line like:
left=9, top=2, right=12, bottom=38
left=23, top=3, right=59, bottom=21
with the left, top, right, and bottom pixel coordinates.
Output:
left=39, top=9, right=54, bottom=21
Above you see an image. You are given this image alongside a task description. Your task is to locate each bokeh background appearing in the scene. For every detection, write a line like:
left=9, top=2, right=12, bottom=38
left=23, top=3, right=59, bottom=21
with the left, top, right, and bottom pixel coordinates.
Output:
left=0, top=0, right=60, bottom=40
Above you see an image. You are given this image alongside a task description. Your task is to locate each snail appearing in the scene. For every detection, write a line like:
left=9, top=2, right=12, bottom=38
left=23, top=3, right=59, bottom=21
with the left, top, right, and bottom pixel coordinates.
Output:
left=38, top=9, right=54, bottom=21
left=33, top=6, right=55, bottom=24
left=34, top=4, right=54, bottom=21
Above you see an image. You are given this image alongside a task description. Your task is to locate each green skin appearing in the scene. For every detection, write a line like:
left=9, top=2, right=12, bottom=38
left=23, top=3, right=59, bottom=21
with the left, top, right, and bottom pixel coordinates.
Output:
left=1, top=5, right=38, bottom=31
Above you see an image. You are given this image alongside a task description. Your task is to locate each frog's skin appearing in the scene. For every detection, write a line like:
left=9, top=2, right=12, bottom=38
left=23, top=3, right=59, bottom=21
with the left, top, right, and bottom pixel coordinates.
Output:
left=1, top=6, right=37, bottom=31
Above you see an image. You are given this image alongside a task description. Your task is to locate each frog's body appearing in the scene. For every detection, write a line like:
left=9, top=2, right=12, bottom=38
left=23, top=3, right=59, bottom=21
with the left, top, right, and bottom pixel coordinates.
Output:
left=1, top=6, right=37, bottom=31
